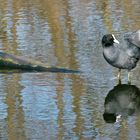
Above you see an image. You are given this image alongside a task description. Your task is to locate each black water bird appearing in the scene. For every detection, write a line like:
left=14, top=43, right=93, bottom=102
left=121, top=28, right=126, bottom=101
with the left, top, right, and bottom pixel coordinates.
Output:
left=103, top=84, right=140, bottom=123
left=102, top=30, right=140, bottom=82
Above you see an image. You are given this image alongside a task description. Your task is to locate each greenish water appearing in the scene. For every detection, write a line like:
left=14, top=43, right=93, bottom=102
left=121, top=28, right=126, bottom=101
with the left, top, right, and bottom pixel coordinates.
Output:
left=0, top=0, right=139, bottom=139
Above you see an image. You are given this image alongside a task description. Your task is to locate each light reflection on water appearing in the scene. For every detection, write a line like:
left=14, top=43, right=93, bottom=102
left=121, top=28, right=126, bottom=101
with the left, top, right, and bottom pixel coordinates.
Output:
left=0, top=0, right=139, bottom=139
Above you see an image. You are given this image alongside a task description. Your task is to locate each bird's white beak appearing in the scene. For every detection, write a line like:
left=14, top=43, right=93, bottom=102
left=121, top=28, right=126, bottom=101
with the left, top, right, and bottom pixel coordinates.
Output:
left=112, top=34, right=119, bottom=44
left=114, top=38, right=120, bottom=44
left=116, top=114, right=121, bottom=122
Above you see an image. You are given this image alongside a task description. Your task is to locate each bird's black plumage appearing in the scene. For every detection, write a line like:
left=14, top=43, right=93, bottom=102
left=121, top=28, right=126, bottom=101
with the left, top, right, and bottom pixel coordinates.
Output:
left=103, top=84, right=140, bottom=123
left=102, top=34, right=140, bottom=70
left=101, top=30, right=140, bottom=81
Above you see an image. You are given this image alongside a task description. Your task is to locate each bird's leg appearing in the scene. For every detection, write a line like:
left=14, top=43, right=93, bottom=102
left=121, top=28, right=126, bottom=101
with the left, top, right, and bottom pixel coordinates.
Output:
left=128, top=71, right=131, bottom=84
left=117, top=69, right=121, bottom=79
left=117, top=69, right=121, bottom=84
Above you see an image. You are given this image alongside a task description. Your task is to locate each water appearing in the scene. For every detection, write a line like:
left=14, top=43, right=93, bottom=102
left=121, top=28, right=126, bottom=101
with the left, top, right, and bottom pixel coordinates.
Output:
left=0, top=0, right=139, bottom=139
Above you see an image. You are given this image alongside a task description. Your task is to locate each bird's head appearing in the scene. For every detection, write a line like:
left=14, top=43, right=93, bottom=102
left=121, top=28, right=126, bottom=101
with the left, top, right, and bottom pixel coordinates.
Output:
left=102, top=34, right=119, bottom=47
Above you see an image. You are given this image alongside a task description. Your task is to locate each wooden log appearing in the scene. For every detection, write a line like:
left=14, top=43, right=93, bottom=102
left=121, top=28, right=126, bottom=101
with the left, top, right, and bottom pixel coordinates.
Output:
left=0, top=52, right=79, bottom=73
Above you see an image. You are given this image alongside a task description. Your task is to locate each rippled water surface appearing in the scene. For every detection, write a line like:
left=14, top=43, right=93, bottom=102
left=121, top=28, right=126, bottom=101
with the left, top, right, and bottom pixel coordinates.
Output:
left=0, top=0, right=140, bottom=139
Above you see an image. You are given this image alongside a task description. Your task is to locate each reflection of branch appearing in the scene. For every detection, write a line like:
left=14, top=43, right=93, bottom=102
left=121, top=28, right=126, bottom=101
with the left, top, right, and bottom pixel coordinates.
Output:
left=0, top=52, right=79, bottom=73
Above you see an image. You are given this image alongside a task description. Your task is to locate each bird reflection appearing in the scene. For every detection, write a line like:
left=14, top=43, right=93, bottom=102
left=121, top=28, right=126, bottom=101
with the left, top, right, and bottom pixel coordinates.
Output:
left=103, top=84, right=140, bottom=123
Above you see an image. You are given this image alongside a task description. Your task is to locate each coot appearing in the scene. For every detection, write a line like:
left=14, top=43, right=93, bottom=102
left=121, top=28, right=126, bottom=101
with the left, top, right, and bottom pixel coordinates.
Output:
left=102, top=30, right=140, bottom=82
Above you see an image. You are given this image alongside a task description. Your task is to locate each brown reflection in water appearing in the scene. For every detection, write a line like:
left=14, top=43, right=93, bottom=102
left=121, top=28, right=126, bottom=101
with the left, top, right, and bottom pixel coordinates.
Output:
left=4, top=74, right=26, bottom=140
left=55, top=74, right=64, bottom=140
left=62, top=0, right=78, bottom=70
left=10, top=0, right=20, bottom=55
left=96, top=0, right=140, bottom=32
left=71, top=74, right=85, bottom=139
left=0, top=0, right=21, bottom=54
left=52, top=0, right=86, bottom=138
left=49, top=1, right=85, bottom=137
left=96, top=0, right=113, bottom=32
left=121, top=0, right=140, bottom=30
left=0, top=1, right=26, bottom=138
left=39, top=0, right=78, bottom=68
left=40, top=0, right=66, bottom=66
left=119, top=121, right=128, bottom=140
left=55, top=73, right=86, bottom=140
left=52, top=0, right=85, bottom=136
